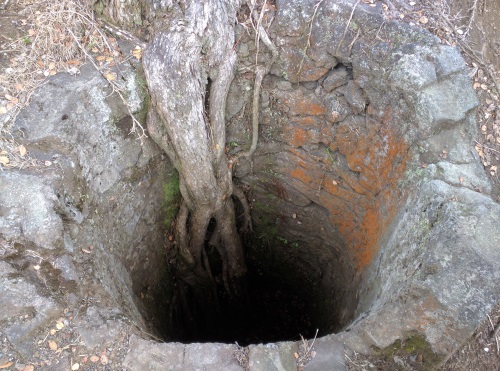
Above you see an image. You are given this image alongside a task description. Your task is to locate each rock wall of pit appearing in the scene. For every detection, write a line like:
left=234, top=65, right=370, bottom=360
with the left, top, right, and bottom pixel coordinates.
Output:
left=0, top=0, right=499, bottom=369
left=0, top=62, right=175, bottom=356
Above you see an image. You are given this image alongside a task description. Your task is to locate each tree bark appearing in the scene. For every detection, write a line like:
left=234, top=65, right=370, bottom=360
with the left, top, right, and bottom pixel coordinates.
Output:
left=143, top=0, right=247, bottom=297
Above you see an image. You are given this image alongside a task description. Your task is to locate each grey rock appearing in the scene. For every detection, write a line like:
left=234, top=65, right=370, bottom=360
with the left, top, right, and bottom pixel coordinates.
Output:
left=343, top=180, right=500, bottom=355
left=0, top=261, right=61, bottom=357
left=343, top=80, right=366, bottom=114
left=0, top=172, right=63, bottom=250
left=427, top=161, right=492, bottom=193
left=123, top=335, right=185, bottom=370
left=322, top=67, right=349, bottom=92
left=303, top=335, right=346, bottom=371
left=248, top=342, right=297, bottom=371
left=184, top=343, right=242, bottom=370
left=416, top=74, right=479, bottom=136
left=434, top=45, right=467, bottom=78
left=389, top=49, right=438, bottom=90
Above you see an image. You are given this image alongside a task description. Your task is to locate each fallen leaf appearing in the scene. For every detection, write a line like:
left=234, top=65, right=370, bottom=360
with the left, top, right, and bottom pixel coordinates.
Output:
left=332, top=180, right=338, bottom=186
left=56, top=321, right=64, bottom=330
left=419, top=16, right=428, bottom=24
left=19, top=145, right=27, bottom=157
left=71, top=363, right=80, bottom=370
left=48, top=340, right=58, bottom=350
left=103, top=71, right=117, bottom=81
left=132, top=46, right=143, bottom=60
left=81, top=248, right=92, bottom=254
left=293, top=352, right=299, bottom=359
left=50, top=328, right=57, bottom=335
left=22, top=365, right=35, bottom=371
left=90, top=355, right=100, bottom=363
left=4, top=94, right=14, bottom=101
left=0, top=361, right=13, bottom=369
left=100, top=354, right=109, bottom=365
left=96, top=55, right=106, bottom=61
left=0, top=156, right=10, bottom=165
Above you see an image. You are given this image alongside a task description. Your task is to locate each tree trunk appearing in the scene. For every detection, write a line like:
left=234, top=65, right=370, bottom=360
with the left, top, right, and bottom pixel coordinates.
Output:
left=143, top=0, right=248, bottom=298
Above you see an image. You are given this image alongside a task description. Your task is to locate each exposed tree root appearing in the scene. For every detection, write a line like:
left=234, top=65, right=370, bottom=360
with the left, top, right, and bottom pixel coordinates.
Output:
left=143, top=1, right=277, bottom=320
left=230, top=6, right=278, bottom=169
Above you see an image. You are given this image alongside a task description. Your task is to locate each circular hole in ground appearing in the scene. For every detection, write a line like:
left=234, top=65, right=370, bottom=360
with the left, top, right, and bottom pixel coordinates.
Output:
left=141, top=192, right=359, bottom=346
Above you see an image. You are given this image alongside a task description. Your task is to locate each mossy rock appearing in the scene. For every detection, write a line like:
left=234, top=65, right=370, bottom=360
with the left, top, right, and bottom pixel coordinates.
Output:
left=374, top=332, right=443, bottom=370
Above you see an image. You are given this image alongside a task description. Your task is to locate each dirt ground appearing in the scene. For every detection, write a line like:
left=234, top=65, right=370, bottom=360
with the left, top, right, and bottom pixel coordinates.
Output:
left=0, top=0, right=499, bottom=370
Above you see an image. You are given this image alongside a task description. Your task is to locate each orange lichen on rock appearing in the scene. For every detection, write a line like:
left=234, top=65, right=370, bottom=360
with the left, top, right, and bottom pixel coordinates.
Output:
left=285, top=107, right=409, bottom=272
left=284, top=91, right=327, bottom=117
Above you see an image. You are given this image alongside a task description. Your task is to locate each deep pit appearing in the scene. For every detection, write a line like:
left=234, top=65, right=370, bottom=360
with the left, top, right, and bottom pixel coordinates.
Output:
left=2, top=1, right=499, bottom=369
left=147, top=198, right=359, bottom=346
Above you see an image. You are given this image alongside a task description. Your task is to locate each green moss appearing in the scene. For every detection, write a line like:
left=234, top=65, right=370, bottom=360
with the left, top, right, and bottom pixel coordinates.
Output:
left=94, top=1, right=104, bottom=14
left=374, top=332, right=443, bottom=370
left=162, top=171, right=181, bottom=228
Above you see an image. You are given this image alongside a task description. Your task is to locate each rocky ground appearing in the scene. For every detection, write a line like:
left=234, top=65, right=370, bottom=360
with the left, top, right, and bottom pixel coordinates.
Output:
left=0, top=0, right=498, bottom=370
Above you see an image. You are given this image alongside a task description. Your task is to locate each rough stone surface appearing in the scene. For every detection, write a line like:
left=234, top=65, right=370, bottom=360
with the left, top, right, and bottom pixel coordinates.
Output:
left=303, top=335, right=346, bottom=370
left=343, top=180, right=500, bottom=355
left=248, top=342, right=297, bottom=371
left=1, top=56, right=173, bottom=362
left=0, top=0, right=498, bottom=370
left=123, top=335, right=242, bottom=370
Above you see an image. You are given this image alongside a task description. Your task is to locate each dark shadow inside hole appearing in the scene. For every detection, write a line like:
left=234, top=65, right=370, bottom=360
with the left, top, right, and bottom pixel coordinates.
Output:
left=165, top=249, right=317, bottom=346
left=145, top=196, right=352, bottom=345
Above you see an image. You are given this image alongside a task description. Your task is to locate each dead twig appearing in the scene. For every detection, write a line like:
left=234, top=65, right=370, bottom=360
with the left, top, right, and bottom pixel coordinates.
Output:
left=335, top=0, right=361, bottom=55
left=230, top=4, right=277, bottom=168
left=475, top=140, right=500, bottom=155
left=297, top=328, right=319, bottom=366
left=423, top=0, right=499, bottom=94
left=463, top=0, right=479, bottom=38
left=296, top=0, right=325, bottom=82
